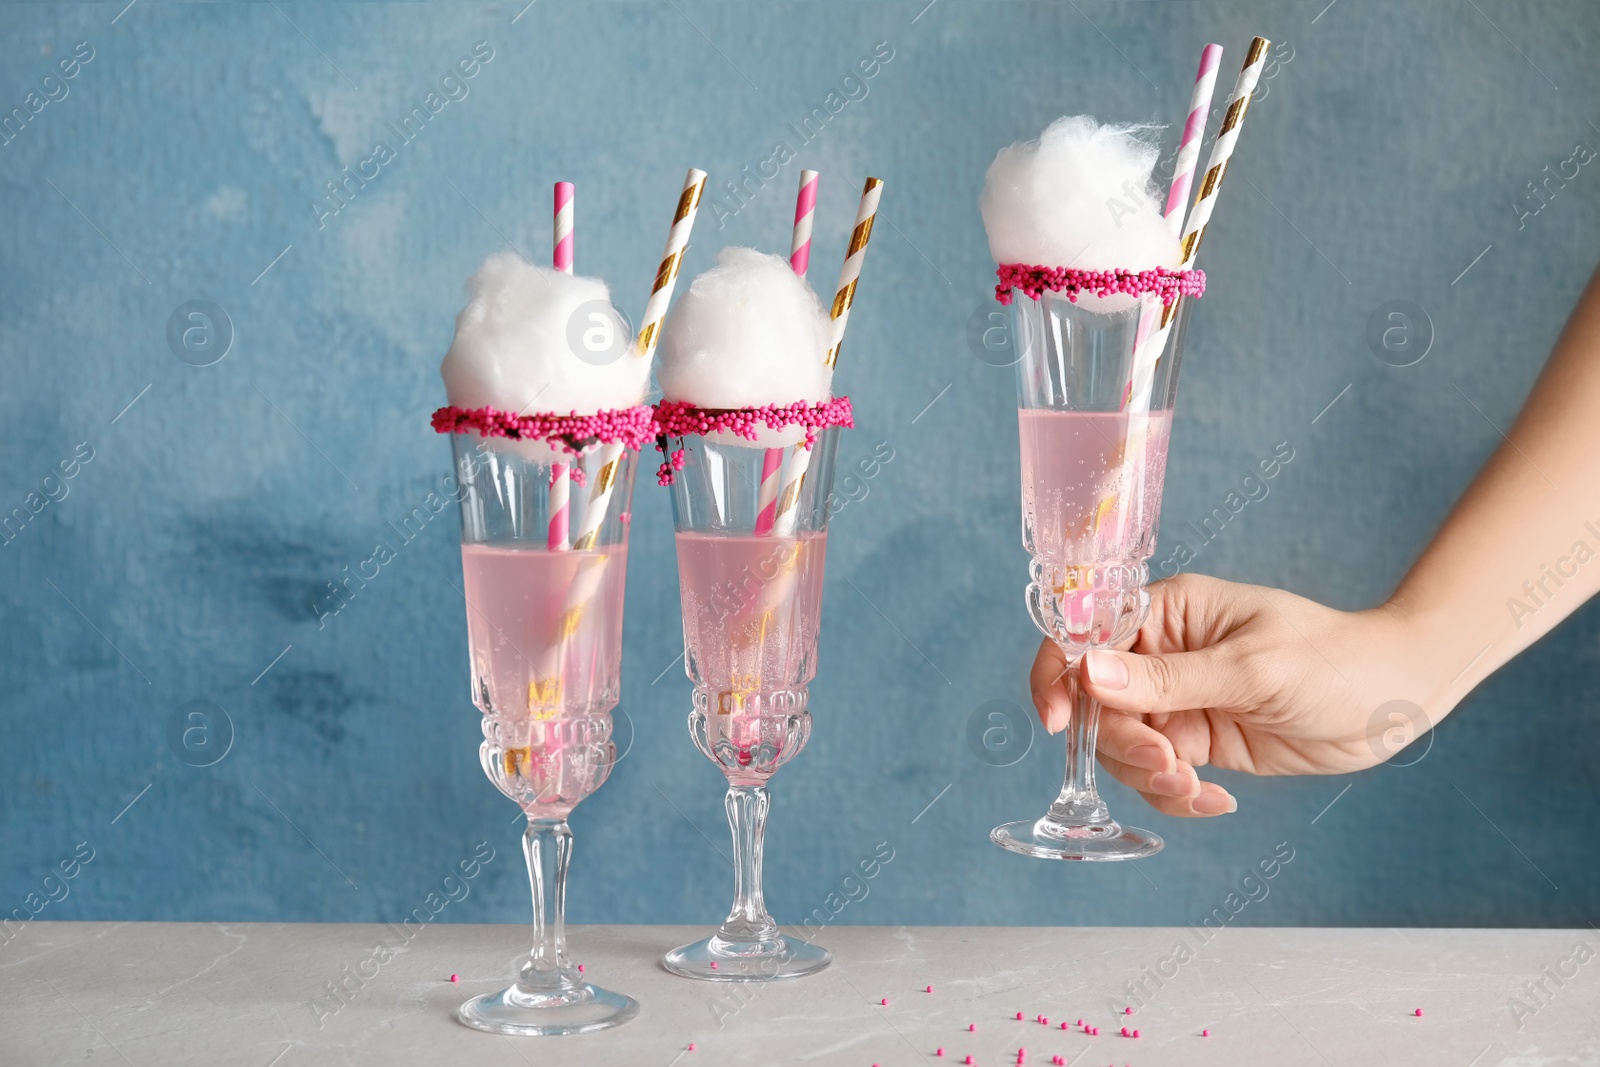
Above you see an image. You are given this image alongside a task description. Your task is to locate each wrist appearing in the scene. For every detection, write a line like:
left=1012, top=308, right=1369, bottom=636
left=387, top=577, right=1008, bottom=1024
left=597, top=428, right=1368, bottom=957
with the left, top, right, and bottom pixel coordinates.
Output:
left=1371, top=594, right=1470, bottom=729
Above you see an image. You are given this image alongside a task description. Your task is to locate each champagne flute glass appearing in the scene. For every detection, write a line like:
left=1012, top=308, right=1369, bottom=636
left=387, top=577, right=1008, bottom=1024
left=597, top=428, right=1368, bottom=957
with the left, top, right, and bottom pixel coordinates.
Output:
left=450, top=433, right=641, bottom=1034
left=990, top=291, right=1194, bottom=860
left=660, top=426, right=842, bottom=981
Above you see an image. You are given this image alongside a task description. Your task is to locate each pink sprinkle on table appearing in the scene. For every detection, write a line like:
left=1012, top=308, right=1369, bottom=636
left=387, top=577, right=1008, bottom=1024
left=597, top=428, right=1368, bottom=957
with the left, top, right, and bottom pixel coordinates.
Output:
left=927, top=985, right=935, bottom=993
left=1202, top=1029, right=1211, bottom=1037
left=687, top=1043, right=696, bottom=1051
left=964, top=1057, right=974, bottom=1065
left=1016, top=1012, right=1024, bottom=1020
left=881, top=998, right=889, bottom=1006
left=1414, top=1008, right=1424, bottom=1016
left=709, top=962, right=718, bottom=970
left=576, top=964, right=585, bottom=972
left=1120, top=1027, right=1129, bottom=1037
left=969, top=1024, right=977, bottom=1032
left=1060, top=1022, right=1069, bottom=1030
left=1132, top=1029, right=1141, bottom=1038
left=448, top=974, right=458, bottom=983
left=936, top=1049, right=944, bottom=1057
left=1124, top=1006, right=1133, bottom=1014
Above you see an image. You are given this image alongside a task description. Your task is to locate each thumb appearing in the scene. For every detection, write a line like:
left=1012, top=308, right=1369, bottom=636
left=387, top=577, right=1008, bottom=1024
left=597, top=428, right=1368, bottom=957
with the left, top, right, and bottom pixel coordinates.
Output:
left=1083, top=646, right=1235, bottom=714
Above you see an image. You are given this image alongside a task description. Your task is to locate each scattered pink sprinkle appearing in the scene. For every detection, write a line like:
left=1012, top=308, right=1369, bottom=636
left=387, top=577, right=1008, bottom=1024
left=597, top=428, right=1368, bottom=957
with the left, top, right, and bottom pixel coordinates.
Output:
left=969, top=1024, right=977, bottom=1032
left=1059, top=1022, right=1069, bottom=1030
left=964, top=1058, right=974, bottom=1065
left=936, top=1049, right=944, bottom=1057
left=687, top=1043, right=696, bottom=1051
left=576, top=964, right=585, bottom=973
left=926, top=985, right=935, bottom=993
left=448, top=974, right=459, bottom=983
left=709, top=962, right=718, bottom=970
left=1202, top=1029, right=1211, bottom=1037
left=1414, top=1008, right=1424, bottom=1017
left=1120, top=1027, right=1129, bottom=1037
left=880, top=998, right=889, bottom=1006
left=1132, top=1029, right=1141, bottom=1038
left=1016, top=1012, right=1024, bottom=1020
left=1124, top=1007, right=1132, bottom=1015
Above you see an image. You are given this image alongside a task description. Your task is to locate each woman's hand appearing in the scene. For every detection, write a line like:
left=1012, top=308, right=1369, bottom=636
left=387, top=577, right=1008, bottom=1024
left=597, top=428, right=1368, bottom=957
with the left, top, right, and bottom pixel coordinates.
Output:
left=1029, top=573, right=1438, bottom=818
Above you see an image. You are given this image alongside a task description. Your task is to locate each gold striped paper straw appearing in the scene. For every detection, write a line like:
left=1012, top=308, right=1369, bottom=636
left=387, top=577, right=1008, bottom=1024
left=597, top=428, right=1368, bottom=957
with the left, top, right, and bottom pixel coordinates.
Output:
left=824, top=176, right=884, bottom=369
left=1161, top=35, right=1270, bottom=328
left=1126, top=36, right=1269, bottom=412
left=635, top=167, right=709, bottom=359
left=545, top=169, right=711, bottom=717
left=571, top=168, right=707, bottom=554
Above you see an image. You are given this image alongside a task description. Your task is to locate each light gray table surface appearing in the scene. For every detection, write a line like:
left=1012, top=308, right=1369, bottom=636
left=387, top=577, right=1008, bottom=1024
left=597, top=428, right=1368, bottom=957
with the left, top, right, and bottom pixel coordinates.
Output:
left=3, top=923, right=1595, bottom=1065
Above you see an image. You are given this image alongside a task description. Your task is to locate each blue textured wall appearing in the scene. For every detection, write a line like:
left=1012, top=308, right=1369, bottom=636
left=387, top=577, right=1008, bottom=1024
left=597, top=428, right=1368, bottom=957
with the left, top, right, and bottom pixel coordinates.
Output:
left=4, top=1, right=1598, bottom=933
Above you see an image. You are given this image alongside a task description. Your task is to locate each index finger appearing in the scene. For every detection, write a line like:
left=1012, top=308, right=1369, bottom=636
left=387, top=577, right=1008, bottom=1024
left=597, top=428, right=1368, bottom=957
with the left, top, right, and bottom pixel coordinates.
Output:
left=1030, top=638, right=1072, bottom=732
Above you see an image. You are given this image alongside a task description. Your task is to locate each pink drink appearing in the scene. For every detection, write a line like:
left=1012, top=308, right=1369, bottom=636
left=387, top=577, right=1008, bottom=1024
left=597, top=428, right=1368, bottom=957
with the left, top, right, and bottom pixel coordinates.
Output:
left=675, top=532, right=828, bottom=783
left=460, top=542, right=628, bottom=816
left=1018, top=409, right=1173, bottom=563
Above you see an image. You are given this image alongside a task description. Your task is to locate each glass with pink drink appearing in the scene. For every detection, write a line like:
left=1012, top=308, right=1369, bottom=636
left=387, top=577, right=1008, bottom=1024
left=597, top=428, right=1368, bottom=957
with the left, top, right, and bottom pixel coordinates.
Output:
left=659, top=424, right=842, bottom=981
left=448, top=431, right=641, bottom=1034
left=991, top=288, right=1195, bottom=861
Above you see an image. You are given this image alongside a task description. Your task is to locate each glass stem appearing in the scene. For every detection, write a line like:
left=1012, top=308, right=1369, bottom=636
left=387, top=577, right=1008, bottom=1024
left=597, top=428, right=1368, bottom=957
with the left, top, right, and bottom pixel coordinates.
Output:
left=718, top=784, right=779, bottom=942
left=522, top=818, right=573, bottom=980
left=1047, top=660, right=1113, bottom=825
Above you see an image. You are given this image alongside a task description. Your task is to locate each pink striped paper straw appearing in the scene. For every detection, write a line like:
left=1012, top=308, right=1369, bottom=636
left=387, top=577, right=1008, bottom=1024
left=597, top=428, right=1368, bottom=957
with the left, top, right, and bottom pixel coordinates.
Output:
left=758, top=171, right=823, bottom=537
left=752, top=447, right=784, bottom=536
left=1123, top=43, right=1223, bottom=409
left=547, top=461, right=570, bottom=550
left=790, top=169, right=819, bottom=277
left=549, top=180, right=574, bottom=551
left=1163, top=44, right=1223, bottom=236
left=553, top=181, right=574, bottom=273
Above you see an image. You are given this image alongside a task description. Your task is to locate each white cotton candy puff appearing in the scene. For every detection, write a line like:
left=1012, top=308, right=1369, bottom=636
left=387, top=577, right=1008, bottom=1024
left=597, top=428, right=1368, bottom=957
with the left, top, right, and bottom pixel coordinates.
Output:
left=657, top=246, right=834, bottom=446
left=981, top=116, right=1182, bottom=313
left=440, top=252, right=647, bottom=460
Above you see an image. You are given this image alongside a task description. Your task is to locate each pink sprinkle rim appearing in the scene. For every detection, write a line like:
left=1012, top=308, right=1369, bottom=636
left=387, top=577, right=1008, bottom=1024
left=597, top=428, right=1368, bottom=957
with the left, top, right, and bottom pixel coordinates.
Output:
left=651, top=397, right=854, bottom=486
left=993, top=264, right=1206, bottom=307
left=430, top=404, right=657, bottom=456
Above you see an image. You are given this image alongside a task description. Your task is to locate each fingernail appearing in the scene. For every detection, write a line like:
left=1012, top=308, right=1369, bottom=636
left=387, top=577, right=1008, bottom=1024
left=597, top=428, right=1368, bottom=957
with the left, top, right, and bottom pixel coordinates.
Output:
left=1193, top=792, right=1237, bottom=815
left=1150, top=772, right=1195, bottom=796
left=1046, top=699, right=1070, bottom=735
left=1084, top=650, right=1128, bottom=690
left=1124, top=744, right=1170, bottom=771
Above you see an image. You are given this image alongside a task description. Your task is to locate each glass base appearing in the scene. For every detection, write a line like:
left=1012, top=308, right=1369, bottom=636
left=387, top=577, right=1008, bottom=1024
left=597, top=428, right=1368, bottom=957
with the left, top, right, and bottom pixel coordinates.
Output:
left=456, top=979, right=639, bottom=1036
left=990, top=815, right=1163, bottom=861
left=662, top=932, right=831, bottom=982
